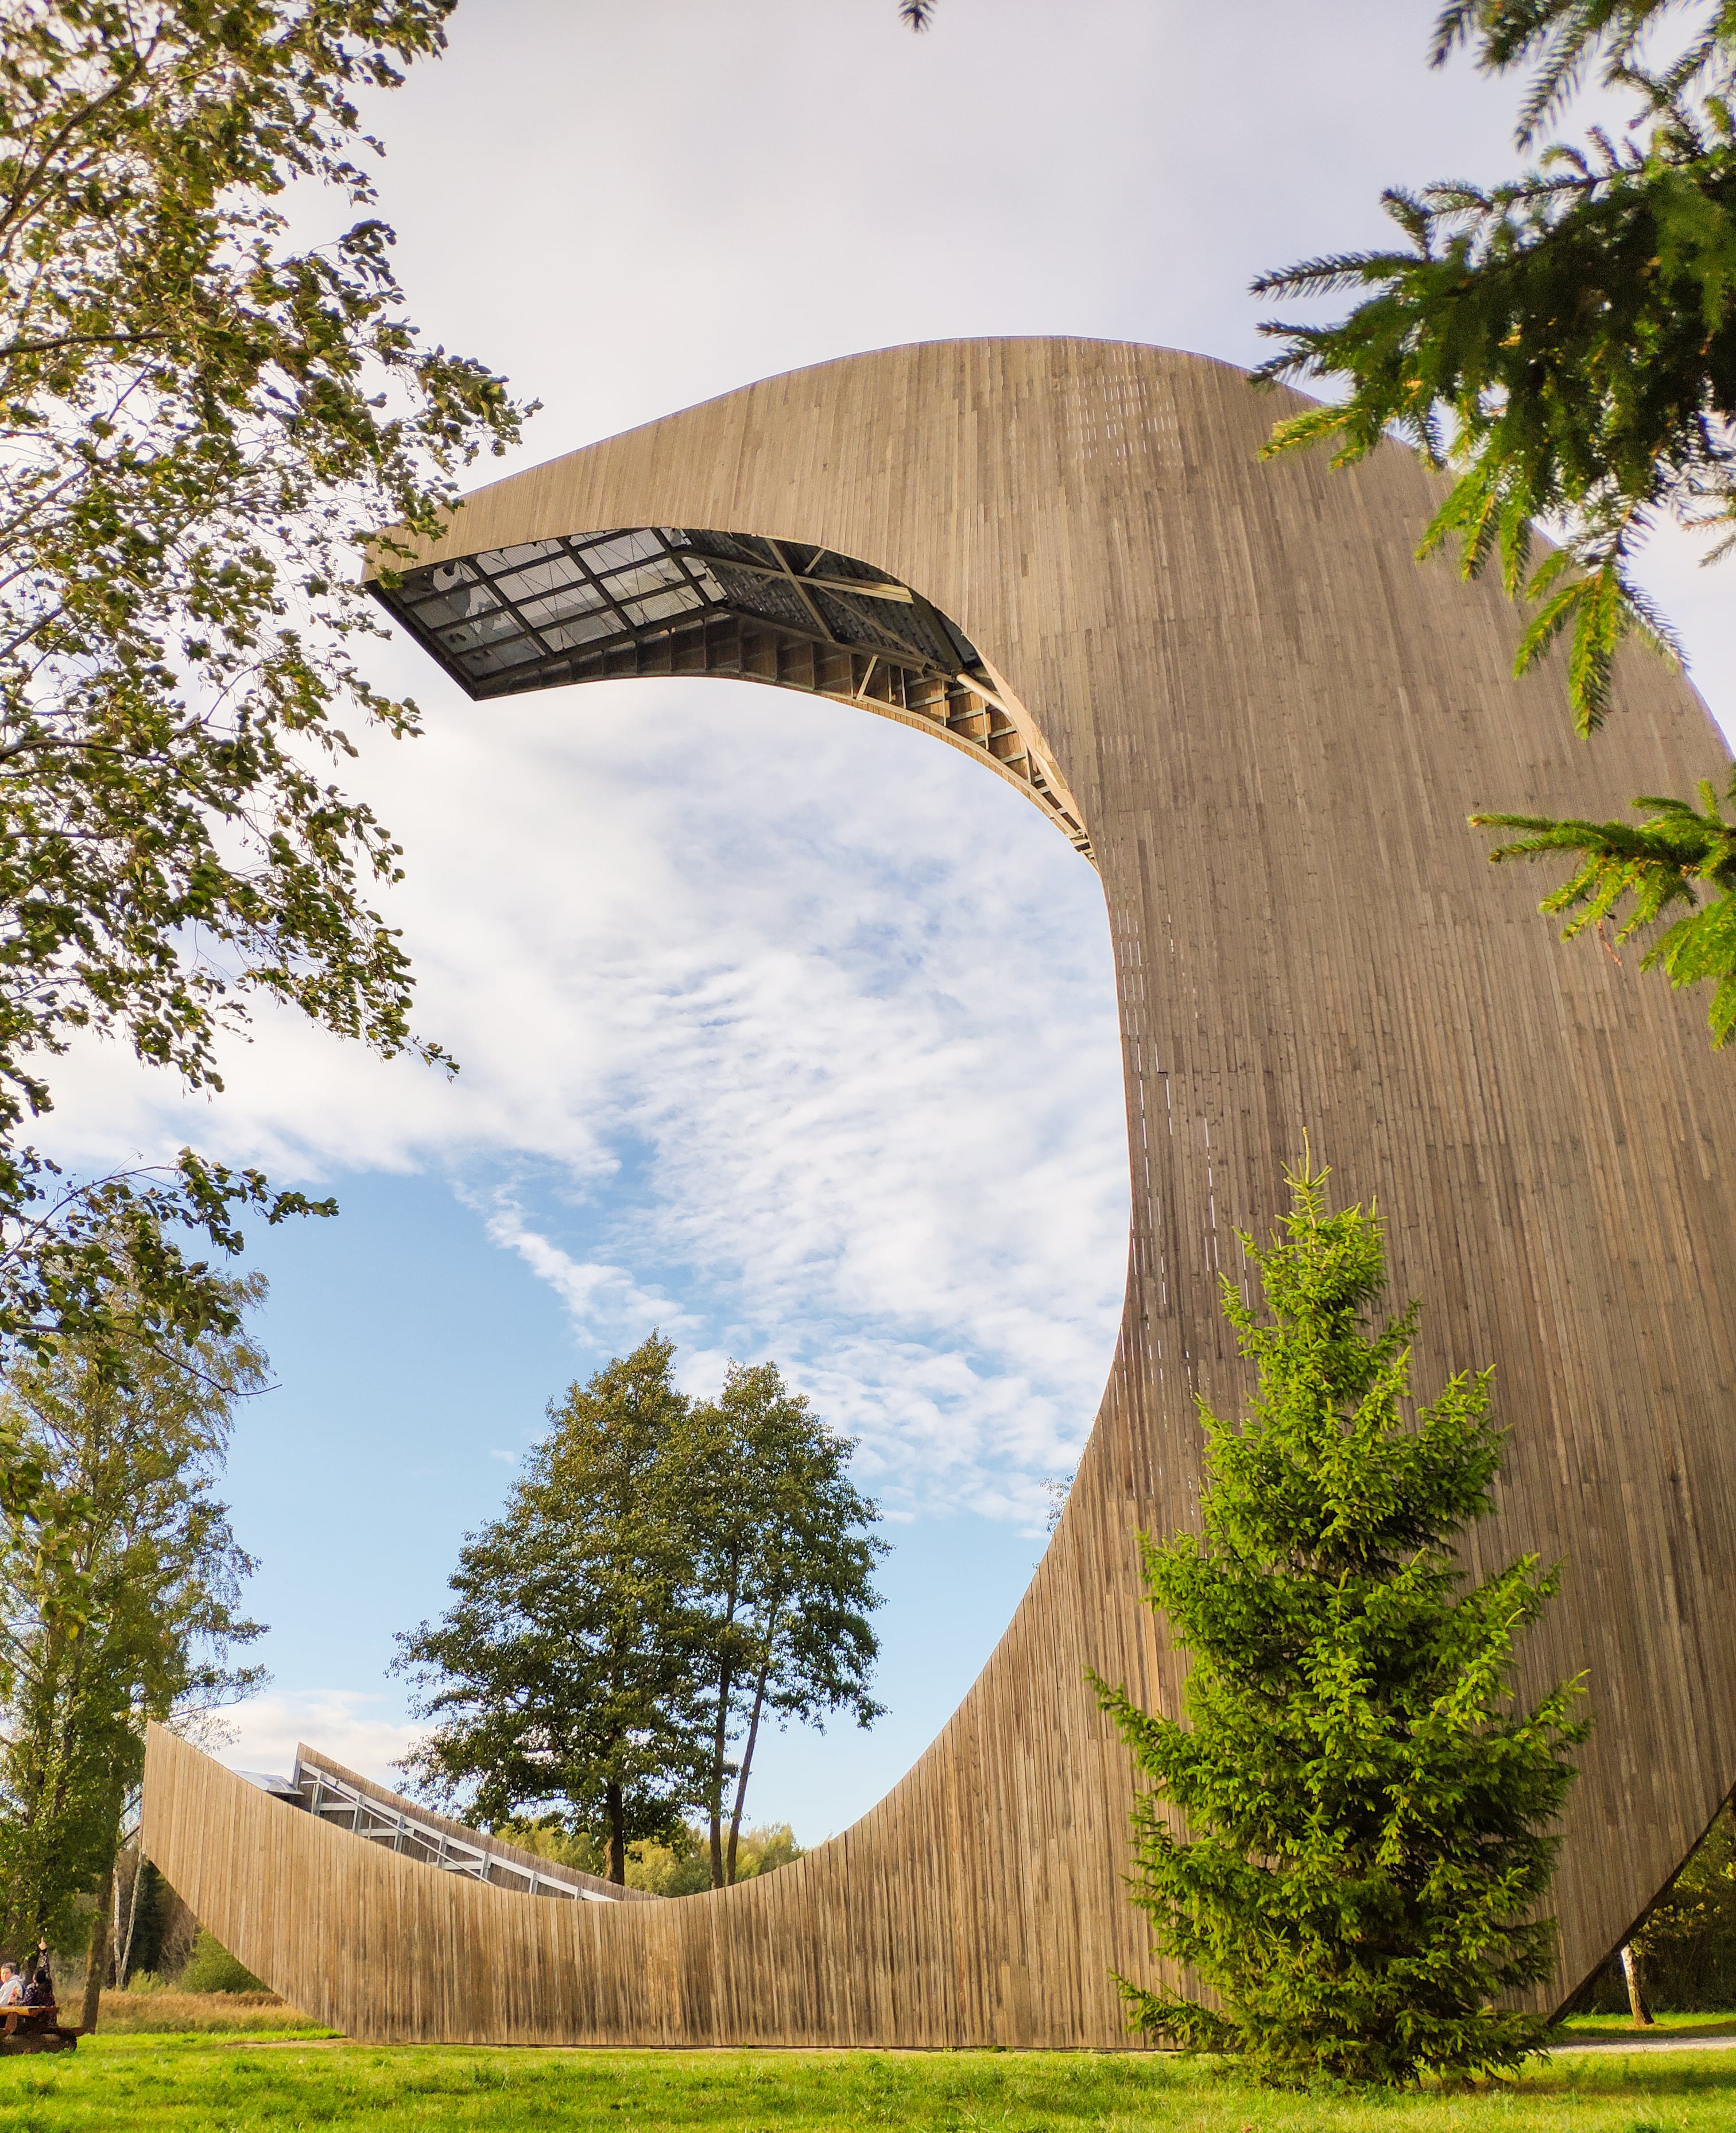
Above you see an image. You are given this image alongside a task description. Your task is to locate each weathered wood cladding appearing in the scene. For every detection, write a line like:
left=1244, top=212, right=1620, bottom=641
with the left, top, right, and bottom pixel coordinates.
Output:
left=145, top=340, right=1736, bottom=2047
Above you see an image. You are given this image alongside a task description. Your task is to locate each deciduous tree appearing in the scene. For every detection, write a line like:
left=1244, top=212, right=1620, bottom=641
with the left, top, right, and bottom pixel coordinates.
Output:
left=395, top=1334, right=706, bottom=1883
left=398, top=1343, right=886, bottom=1891
left=0, top=1270, right=267, bottom=2003
left=687, top=1362, right=884, bottom=1887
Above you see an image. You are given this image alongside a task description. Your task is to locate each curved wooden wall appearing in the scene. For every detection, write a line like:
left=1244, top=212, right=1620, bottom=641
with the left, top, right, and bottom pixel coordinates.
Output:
left=144, top=339, right=1736, bottom=2046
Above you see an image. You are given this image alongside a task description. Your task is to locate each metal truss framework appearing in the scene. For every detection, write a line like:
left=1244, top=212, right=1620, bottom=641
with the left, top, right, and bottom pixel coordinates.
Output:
left=233, top=1749, right=640, bottom=1906
left=374, top=525, right=1095, bottom=858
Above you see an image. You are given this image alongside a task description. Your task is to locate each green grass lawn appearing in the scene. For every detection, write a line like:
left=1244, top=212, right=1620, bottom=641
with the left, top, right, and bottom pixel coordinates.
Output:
left=1559, top=2010, right=1736, bottom=2042
left=3, top=2035, right=1736, bottom=2132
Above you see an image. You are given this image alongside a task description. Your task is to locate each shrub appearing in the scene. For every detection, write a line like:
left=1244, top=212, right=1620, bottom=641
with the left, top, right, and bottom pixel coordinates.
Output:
left=496, top=1814, right=606, bottom=1876
left=1637, top=1804, right=1736, bottom=2008
left=499, top=1813, right=804, bottom=1895
left=178, top=1928, right=266, bottom=1994
left=1575, top=1803, right=1736, bottom=2014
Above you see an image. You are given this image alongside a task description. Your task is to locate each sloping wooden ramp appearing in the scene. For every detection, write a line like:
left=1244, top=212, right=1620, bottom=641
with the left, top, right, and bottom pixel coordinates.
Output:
left=145, top=339, right=1736, bottom=2047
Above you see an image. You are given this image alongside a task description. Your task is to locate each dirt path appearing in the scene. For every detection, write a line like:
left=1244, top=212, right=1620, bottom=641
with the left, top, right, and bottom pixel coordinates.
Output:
left=1552, top=2031, right=1736, bottom=2054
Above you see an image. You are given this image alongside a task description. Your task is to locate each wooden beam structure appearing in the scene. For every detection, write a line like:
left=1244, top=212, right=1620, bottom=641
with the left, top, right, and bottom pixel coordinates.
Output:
left=144, top=339, right=1736, bottom=2048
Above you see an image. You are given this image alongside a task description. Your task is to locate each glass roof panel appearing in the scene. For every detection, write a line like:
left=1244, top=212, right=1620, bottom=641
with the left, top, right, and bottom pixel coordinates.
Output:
left=683, top=562, right=727, bottom=601
left=495, top=555, right=587, bottom=602
left=622, top=587, right=704, bottom=627
left=461, top=635, right=545, bottom=676
left=518, top=583, right=607, bottom=631
left=439, top=607, right=525, bottom=653
left=600, top=557, right=689, bottom=601
left=540, top=610, right=622, bottom=652
left=476, top=539, right=567, bottom=573
left=576, top=530, right=664, bottom=574
left=371, top=525, right=983, bottom=699
left=407, top=584, right=499, bottom=630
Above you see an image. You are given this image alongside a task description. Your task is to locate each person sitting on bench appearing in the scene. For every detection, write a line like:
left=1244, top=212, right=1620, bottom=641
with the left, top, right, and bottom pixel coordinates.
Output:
left=0, top=1938, right=73, bottom=2056
left=21, top=1943, right=53, bottom=2009
left=0, top=1964, right=19, bottom=2007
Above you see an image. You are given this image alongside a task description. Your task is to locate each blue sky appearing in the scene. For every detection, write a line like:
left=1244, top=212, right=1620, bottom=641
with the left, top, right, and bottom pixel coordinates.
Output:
left=48, top=0, right=1736, bottom=1841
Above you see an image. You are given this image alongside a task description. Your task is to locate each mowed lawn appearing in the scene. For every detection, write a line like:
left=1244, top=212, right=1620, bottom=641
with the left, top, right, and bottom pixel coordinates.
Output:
left=3, top=2033, right=1736, bottom=2132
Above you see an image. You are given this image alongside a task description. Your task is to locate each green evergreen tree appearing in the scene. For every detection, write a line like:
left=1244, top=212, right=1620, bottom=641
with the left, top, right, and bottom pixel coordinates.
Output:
left=1092, top=1163, right=1588, bottom=2087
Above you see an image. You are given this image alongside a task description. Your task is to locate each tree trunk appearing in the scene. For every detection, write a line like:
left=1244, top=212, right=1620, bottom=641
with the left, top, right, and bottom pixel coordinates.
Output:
left=708, top=1665, right=733, bottom=1890
left=116, top=1846, right=145, bottom=1986
left=80, top=1856, right=114, bottom=2033
left=606, top=1780, right=625, bottom=1885
left=726, top=1663, right=771, bottom=1887
left=1620, top=1942, right=1655, bottom=2026
left=705, top=1565, right=743, bottom=1891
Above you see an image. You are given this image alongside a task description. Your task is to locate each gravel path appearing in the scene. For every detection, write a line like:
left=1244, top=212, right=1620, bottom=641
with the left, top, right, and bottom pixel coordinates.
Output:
left=1551, top=2031, right=1736, bottom=2054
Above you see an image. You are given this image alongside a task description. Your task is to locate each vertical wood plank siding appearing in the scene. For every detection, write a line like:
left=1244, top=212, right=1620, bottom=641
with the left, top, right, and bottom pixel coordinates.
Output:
left=144, top=339, right=1736, bottom=2047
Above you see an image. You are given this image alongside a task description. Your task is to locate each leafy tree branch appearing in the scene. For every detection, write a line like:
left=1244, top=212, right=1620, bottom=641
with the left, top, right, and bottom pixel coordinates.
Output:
left=1474, top=765, right=1736, bottom=1039
left=0, top=0, right=532, bottom=1352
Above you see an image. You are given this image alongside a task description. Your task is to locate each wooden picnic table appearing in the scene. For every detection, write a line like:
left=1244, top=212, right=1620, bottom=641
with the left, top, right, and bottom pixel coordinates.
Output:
left=2, top=2003, right=56, bottom=2030
left=0, top=2003, right=77, bottom=2053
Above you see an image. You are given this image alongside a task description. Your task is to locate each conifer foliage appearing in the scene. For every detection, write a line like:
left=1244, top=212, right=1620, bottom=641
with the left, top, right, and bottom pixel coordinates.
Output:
left=1092, top=1165, right=1588, bottom=2087
left=1252, top=3, right=1736, bottom=1048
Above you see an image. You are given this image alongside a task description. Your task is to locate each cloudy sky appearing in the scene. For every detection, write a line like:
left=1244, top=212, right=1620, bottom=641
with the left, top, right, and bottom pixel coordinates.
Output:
left=52, top=1, right=1736, bottom=1839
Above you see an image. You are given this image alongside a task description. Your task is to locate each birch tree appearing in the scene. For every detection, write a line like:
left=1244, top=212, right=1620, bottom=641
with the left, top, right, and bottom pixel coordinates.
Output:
left=0, top=1272, right=266, bottom=1991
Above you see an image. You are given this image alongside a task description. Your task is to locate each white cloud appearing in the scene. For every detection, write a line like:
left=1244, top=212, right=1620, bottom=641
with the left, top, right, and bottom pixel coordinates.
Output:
left=42, top=679, right=1129, bottom=1519
left=480, top=1200, right=695, bottom=1349
left=220, top=1691, right=419, bottom=1790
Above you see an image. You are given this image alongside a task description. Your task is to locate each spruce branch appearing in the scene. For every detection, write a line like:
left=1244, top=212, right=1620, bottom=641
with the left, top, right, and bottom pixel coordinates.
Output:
left=1474, top=767, right=1736, bottom=1041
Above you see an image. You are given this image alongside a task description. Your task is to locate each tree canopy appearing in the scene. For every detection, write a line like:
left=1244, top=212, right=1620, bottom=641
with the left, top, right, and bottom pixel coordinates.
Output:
left=0, top=0, right=527, bottom=1358
left=396, top=1334, right=706, bottom=1884
left=687, top=1360, right=884, bottom=1887
left=396, top=1337, right=885, bottom=1887
left=1093, top=1164, right=1587, bottom=2087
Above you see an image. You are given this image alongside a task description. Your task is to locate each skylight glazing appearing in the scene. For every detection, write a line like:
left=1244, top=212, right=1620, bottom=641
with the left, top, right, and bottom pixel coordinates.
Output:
left=373, top=527, right=977, bottom=699
left=370, top=526, right=1093, bottom=860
